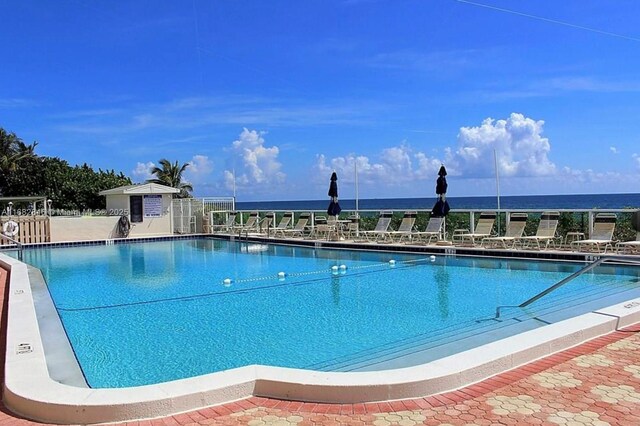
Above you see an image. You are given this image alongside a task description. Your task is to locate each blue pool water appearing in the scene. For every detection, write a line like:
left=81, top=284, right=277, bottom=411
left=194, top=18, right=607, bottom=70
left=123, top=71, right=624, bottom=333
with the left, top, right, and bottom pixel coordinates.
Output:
left=23, top=239, right=640, bottom=388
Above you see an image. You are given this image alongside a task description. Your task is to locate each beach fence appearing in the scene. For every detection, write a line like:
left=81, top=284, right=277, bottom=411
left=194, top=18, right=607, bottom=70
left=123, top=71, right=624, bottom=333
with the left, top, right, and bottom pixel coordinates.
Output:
left=0, top=215, right=50, bottom=245
left=172, top=199, right=200, bottom=234
left=172, top=197, right=235, bottom=234
left=202, top=197, right=235, bottom=233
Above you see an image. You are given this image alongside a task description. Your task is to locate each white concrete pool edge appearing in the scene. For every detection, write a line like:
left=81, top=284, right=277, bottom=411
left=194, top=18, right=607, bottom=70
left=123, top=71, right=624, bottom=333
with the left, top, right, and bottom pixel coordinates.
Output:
left=2, top=253, right=640, bottom=425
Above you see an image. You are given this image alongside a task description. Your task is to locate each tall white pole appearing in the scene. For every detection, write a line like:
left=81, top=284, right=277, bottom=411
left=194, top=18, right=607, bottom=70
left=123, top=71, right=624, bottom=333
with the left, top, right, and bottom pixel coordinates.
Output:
left=354, top=158, right=359, bottom=216
left=494, top=149, right=500, bottom=211
left=232, top=168, right=236, bottom=200
left=494, top=149, right=501, bottom=231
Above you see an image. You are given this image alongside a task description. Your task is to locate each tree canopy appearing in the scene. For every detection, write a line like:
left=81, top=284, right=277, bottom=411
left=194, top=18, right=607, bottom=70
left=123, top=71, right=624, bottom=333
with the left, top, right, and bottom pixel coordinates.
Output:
left=0, top=127, right=131, bottom=211
left=147, top=158, right=193, bottom=198
left=0, top=128, right=37, bottom=173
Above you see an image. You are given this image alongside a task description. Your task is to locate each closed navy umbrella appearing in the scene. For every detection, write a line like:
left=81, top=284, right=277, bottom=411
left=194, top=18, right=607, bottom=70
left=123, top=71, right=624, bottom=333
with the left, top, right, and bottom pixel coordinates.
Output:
left=327, top=172, right=342, bottom=216
left=431, top=165, right=450, bottom=217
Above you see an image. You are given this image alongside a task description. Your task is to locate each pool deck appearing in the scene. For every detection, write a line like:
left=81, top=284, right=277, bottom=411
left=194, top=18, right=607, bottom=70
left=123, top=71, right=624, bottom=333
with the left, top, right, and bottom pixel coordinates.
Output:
left=2, top=238, right=640, bottom=424
left=129, top=327, right=640, bottom=425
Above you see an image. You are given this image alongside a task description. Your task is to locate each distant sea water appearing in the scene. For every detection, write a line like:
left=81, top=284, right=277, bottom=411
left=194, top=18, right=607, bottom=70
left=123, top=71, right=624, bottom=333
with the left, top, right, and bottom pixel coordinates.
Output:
left=236, top=193, right=640, bottom=211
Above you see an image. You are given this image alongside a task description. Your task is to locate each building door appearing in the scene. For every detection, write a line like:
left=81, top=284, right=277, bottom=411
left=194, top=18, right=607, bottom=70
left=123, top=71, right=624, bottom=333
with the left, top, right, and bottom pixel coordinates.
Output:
left=130, top=196, right=143, bottom=223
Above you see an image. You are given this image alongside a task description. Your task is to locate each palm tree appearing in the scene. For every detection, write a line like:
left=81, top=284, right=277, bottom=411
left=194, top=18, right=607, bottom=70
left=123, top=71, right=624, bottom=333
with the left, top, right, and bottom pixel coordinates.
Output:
left=0, top=128, right=38, bottom=172
left=147, top=158, right=193, bottom=198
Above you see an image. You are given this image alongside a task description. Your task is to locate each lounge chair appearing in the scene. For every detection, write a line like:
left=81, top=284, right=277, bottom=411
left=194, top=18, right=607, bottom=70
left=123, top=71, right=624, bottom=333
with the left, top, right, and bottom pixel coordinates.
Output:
left=453, top=212, right=497, bottom=246
left=571, top=213, right=617, bottom=253
left=237, top=211, right=260, bottom=235
left=361, top=211, right=393, bottom=242
left=207, top=211, right=238, bottom=234
left=280, top=212, right=311, bottom=238
left=386, top=211, right=417, bottom=243
left=271, top=211, right=293, bottom=235
left=257, top=212, right=276, bottom=236
left=517, top=211, right=561, bottom=250
left=482, top=212, right=528, bottom=249
left=411, top=215, right=445, bottom=245
left=616, top=234, right=640, bottom=254
left=615, top=210, right=640, bottom=254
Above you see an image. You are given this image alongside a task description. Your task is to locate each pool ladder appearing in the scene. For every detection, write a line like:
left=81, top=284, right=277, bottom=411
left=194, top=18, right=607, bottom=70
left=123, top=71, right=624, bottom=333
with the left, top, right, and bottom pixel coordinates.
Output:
left=0, top=233, right=23, bottom=261
left=492, top=255, right=640, bottom=320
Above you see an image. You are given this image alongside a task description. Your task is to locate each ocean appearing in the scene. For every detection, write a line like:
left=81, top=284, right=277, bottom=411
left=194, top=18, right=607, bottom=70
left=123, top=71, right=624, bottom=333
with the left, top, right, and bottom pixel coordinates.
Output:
left=236, top=193, right=640, bottom=212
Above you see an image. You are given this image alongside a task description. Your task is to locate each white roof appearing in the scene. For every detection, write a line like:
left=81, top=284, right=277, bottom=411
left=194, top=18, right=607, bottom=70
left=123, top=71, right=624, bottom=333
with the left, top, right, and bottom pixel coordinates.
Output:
left=99, top=183, right=180, bottom=196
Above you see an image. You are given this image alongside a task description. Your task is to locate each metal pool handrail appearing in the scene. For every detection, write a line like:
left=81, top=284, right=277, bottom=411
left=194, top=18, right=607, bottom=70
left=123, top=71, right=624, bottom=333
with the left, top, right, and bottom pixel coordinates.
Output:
left=0, top=233, right=23, bottom=261
left=493, top=256, right=640, bottom=319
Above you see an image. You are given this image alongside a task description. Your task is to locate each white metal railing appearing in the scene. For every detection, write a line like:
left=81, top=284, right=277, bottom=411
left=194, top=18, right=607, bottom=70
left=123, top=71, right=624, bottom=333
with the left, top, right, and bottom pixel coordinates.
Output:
left=202, top=197, right=235, bottom=213
left=172, top=199, right=202, bottom=234
left=218, top=208, right=639, bottom=240
left=170, top=198, right=236, bottom=235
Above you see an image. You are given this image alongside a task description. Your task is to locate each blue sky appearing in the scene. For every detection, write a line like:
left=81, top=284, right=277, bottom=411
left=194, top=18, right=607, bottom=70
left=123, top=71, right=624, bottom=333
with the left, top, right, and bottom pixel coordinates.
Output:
left=2, top=0, right=640, bottom=201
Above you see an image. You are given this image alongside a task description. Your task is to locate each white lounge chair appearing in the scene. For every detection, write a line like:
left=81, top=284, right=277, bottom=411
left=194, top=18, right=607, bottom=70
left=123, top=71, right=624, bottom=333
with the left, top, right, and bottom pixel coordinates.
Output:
left=280, top=212, right=311, bottom=238
left=616, top=235, right=640, bottom=254
left=482, top=212, right=528, bottom=249
left=271, top=211, right=293, bottom=235
left=207, top=211, right=238, bottom=234
left=361, top=211, right=393, bottom=242
left=453, top=212, right=497, bottom=246
left=571, top=213, right=617, bottom=253
left=517, top=211, right=561, bottom=250
left=386, top=211, right=417, bottom=243
left=412, top=216, right=445, bottom=245
left=616, top=211, right=640, bottom=254
left=237, top=211, right=260, bottom=235
left=257, top=212, right=276, bottom=236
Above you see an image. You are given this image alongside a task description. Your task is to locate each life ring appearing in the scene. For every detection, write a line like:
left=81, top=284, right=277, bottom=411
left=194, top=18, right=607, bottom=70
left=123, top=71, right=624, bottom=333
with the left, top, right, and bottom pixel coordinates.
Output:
left=2, top=220, right=19, bottom=237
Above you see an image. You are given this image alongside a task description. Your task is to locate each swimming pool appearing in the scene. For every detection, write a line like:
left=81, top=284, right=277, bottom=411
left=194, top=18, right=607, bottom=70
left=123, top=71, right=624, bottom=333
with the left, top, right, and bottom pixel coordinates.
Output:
left=24, top=238, right=640, bottom=389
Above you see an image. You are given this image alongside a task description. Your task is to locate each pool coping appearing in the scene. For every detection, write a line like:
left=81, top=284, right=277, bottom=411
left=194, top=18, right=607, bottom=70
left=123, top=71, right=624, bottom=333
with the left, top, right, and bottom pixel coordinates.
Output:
left=0, top=232, right=608, bottom=262
left=2, top=243, right=640, bottom=424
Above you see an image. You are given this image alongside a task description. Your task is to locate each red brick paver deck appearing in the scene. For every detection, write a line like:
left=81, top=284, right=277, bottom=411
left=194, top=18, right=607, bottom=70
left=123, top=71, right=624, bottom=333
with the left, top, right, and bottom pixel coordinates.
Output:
left=1, top=266, right=640, bottom=425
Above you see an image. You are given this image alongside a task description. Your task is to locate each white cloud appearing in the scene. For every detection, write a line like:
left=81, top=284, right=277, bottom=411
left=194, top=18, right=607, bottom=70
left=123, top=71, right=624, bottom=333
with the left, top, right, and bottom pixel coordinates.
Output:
left=185, top=155, right=213, bottom=183
left=633, top=153, right=640, bottom=169
left=223, top=128, right=285, bottom=193
left=0, top=98, right=38, bottom=108
left=316, top=113, right=556, bottom=196
left=610, top=146, right=619, bottom=154
left=131, top=161, right=155, bottom=181
left=315, top=144, right=442, bottom=188
left=452, top=113, right=556, bottom=178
